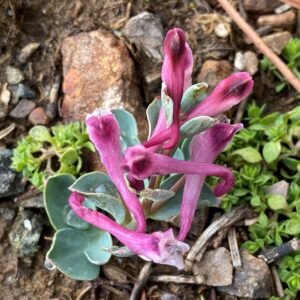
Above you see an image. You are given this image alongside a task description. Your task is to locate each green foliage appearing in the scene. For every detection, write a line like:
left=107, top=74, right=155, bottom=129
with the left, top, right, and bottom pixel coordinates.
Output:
left=11, top=122, right=94, bottom=189
left=44, top=174, right=112, bottom=280
left=219, top=103, right=300, bottom=298
left=260, top=37, right=300, bottom=94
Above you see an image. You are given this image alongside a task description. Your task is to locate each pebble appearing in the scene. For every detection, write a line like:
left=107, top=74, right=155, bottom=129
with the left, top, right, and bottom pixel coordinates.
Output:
left=197, top=60, right=232, bottom=92
left=18, top=42, right=40, bottom=64
left=193, top=247, right=233, bottom=286
left=9, top=99, right=36, bottom=119
left=262, top=31, right=292, bottom=54
left=275, top=4, right=291, bottom=14
left=218, top=250, right=275, bottom=298
left=17, top=83, right=36, bottom=99
left=257, top=11, right=296, bottom=29
left=9, top=210, right=43, bottom=257
left=0, top=83, right=10, bottom=118
left=28, top=107, right=49, bottom=125
left=214, top=23, right=230, bottom=38
left=234, top=51, right=245, bottom=71
left=244, top=51, right=259, bottom=75
left=0, top=149, right=24, bottom=198
left=45, top=102, right=57, bottom=120
left=5, top=66, right=24, bottom=85
left=19, top=193, right=44, bottom=208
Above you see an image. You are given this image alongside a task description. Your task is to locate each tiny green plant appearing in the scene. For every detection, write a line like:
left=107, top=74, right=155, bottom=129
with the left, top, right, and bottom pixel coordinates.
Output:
left=218, top=103, right=300, bottom=298
left=11, top=122, right=94, bottom=189
left=261, top=37, right=300, bottom=93
left=43, top=28, right=254, bottom=280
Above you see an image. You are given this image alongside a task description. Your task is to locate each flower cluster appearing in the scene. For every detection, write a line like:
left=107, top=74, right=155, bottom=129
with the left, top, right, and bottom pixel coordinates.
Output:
left=69, top=28, right=254, bottom=269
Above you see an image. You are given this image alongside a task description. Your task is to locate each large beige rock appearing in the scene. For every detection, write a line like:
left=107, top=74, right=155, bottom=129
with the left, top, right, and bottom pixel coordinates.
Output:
left=242, top=0, right=281, bottom=13
left=262, top=31, right=292, bottom=54
left=61, top=30, right=145, bottom=128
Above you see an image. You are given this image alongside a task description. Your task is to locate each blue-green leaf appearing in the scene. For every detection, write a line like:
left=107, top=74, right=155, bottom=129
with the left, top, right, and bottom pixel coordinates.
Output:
left=180, top=116, right=216, bottom=139
left=146, top=97, right=161, bottom=139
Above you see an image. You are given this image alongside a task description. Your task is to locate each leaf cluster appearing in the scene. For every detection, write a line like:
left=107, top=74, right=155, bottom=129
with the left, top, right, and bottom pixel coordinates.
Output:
left=11, top=122, right=94, bottom=189
left=218, top=103, right=300, bottom=298
left=261, top=38, right=300, bottom=93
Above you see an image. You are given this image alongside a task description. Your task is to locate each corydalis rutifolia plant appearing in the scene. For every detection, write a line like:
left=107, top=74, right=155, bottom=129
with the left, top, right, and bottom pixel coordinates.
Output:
left=44, top=28, right=254, bottom=279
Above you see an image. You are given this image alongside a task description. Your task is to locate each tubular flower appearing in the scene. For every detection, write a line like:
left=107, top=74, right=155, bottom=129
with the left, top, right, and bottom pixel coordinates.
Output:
left=69, top=192, right=190, bottom=269
left=86, top=109, right=146, bottom=232
left=124, top=145, right=235, bottom=197
left=177, top=123, right=243, bottom=241
left=187, top=72, right=254, bottom=119
left=144, top=28, right=193, bottom=149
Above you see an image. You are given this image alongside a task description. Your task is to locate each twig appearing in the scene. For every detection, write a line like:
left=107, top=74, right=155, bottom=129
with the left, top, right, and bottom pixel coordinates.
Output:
left=149, top=275, right=204, bottom=284
left=210, top=227, right=229, bottom=248
left=76, top=284, right=92, bottom=300
left=218, top=0, right=300, bottom=92
left=237, top=0, right=247, bottom=21
left=228, top=227, right=242, bottom=268
left=0, top=123, right=16, bottom=140
left=234, top=99, right=247, bottom=124
left=129, top=262, right=153, bottom=300
left=280, top=0, right=300, bottom=9
left=271, top=265, right=285, bottom=298
left=185, top=204, right=254, bottom=271
left=259, top=239, right=300, bottom=264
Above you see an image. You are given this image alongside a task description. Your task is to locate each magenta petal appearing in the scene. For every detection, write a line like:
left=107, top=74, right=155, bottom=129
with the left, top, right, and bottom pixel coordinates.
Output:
left=124, top=145, right=235, bottom=195
left=69, top=192, right=189, bottom=269
left=188, top=72, right=254, bottom=119
left=86, top=109, right=146, bottom=232
left=178, top=123, right=242, bottom=241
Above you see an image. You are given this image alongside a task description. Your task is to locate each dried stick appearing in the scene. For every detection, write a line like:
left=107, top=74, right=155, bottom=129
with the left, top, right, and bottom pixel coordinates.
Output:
left=259, top=239, right=300, bottom=264
left=149, top=275, right=204, bottom=284
left=218, top=0, right=300, bottom=92
left=129, top=262, right=153, bottom=300
left=271, top=265, right=285, bottom=298
left=280, top=0, right=300, bottom=9
left=185, top=205, right=253, bottom=270
left=228, top=227, right=242, bottom=268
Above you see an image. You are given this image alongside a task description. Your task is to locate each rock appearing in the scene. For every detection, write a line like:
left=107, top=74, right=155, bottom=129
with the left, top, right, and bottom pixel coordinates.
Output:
left=9, top=99, right=36, bottom=119
left=0, top=149, right=24, bottom=198
left=122, top=12, right=164, bottom=102
left=28, top=107, right=49, bottom=125
left=61, top=30, right=146, bottom=135
left=218, top=250, right=275, bottom=298
left=242, top=0, right=281, bottom=13
left=0, top=207, right=15, bottom=240
left=161, top=293, right=179, bottom=300
left=4, top=66, right=24, bottom=85
left=257, top=11, right=296, bottom=29
left=18, top=42, right=40, bottom=64
left=45, top=102, right=57, bottom=120
left=9, top=210, right=43, bottom=257
left=262, top=31, right=292, bottom=54
left=235, top=51, right=259, bottom=75
left=193, top=247, right=233, bottom=286
left=197, top=60, right=233, bottom=92
left=244, top=51, right=259, bottom=75
left=275, top=4, right=291, bottom=14
left=17, top=83, right=36, bottom=99
left=122, top=12, right=164, bottom=63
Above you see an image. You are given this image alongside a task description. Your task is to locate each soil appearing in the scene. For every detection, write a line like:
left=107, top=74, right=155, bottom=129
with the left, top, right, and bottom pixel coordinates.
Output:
left=0, top=0, right=299, bottom=299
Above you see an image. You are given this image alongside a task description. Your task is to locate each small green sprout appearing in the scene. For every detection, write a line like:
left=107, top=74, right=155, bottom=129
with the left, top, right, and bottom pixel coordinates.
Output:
left=11, top=122, right=94, bottom=189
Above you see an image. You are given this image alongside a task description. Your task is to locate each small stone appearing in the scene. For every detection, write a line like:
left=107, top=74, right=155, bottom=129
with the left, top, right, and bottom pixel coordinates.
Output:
left=244, top=51, right=259, bottom=75
left=45, top=102, right=57, bottom=120
left=218, top=250, right=275, bottom=298
left=197, top=60, right=233, bottom=92
left=262, top=31, right=292, bottom=54
left=19, top=193, right=44, bottom=208
left=234, top=52, right=245, bottom=71
left=214, top=23, right=230, bottom=38
left=122, top=12, right=164, bottom=62
left=242, top=0, right=281, bottom=13
left=161, top=293, right=179, bottom=300
left=0, top=83, right=10, bottom=118
left=257, top=11, right=296, bottom=29
left=28, top=107, right=49, bottom=125
left=5, top=66, right=24, bottom=85
left=193, top=247, right=233, bottom=286
left=0, top=149, right=24, bottom=198
left=17, top=83, right=36, bottom=99
left=9, top=210, right=43, bottom=257
left=18, top=42, right=40, bottom=64
left=0, top=207, right=15, bottom=240
left=9, top=99, right=36, bottom=119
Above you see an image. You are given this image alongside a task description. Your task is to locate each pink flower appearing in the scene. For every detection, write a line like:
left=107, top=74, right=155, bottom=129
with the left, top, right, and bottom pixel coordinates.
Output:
left=86, top=109, right=146, bottom=232
left=69, top=192, right=190, bottom=269
left=144, top=28, right=193, bottom=149
left=178, top=123, right=243, bottom=241
left=124, top=145, right=234, bottom=197
left=187, top=72, right=254, bottom=119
